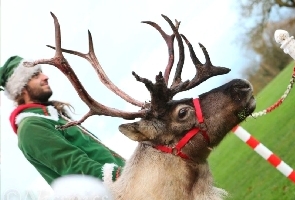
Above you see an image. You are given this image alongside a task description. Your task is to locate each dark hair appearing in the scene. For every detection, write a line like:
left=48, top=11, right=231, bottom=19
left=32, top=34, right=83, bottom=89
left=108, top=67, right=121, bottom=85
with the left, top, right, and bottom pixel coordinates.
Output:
left=14, top=94, right=25, bottom=105
left=43, top=100, right=75, bottom=119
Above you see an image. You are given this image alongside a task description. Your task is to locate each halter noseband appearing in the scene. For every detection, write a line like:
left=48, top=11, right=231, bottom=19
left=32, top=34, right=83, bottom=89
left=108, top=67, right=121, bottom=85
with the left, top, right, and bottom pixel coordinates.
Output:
left=155, top=98, right=210, bottom=160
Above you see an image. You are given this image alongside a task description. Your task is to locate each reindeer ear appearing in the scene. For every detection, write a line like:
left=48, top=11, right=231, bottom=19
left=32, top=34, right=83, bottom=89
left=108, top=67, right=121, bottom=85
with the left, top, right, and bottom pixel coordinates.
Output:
left=119, top=122, right=153, bottom=142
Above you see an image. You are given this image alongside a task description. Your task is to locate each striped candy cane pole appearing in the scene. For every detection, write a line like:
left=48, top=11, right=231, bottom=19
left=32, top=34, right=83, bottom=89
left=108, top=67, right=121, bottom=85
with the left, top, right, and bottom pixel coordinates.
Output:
left=232, top=125, right=295, bottom=183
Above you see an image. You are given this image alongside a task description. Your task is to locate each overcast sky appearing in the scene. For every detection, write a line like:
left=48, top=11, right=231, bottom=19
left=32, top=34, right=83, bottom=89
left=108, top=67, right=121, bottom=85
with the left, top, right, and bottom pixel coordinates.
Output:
left=0, top=0, right=256, bottom=198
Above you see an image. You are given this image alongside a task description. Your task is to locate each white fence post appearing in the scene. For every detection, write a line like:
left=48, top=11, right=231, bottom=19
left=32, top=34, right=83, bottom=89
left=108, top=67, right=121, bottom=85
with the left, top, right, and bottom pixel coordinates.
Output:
left=274, top=29, right=295, bottom=60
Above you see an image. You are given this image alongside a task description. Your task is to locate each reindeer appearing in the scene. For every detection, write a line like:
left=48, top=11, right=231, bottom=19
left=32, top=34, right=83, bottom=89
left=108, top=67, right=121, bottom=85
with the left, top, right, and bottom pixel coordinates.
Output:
left=27, top=12, right=256, bottom=200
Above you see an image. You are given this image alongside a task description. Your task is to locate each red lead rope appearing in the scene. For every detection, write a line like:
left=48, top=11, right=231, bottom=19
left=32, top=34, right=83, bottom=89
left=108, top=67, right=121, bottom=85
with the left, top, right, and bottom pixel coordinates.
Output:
left=155, top=98, right=210, bottom=160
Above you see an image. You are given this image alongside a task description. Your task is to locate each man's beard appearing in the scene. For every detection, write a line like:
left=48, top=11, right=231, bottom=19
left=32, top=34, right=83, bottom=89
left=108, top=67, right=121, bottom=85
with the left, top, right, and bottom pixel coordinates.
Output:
left=26, top=85, right=53, bottom=103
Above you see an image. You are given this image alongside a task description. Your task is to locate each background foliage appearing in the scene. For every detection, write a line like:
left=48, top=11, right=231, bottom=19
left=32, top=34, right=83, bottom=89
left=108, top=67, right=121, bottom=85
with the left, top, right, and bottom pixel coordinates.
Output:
left=236, top=0, right=295, bottom=94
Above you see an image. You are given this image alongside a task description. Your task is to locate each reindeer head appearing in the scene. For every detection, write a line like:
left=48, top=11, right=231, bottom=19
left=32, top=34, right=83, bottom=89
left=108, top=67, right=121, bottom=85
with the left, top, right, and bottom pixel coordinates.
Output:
left=118, top=16, right=256, bottom=162
left=28, top=13, right=255, bottom=163
left=120, top=79, right=255, bottom=156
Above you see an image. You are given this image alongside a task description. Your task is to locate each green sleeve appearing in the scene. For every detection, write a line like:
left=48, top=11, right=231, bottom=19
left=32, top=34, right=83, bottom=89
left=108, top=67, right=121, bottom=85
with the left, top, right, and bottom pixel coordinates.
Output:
left=17, top=117, right=114, bottom=181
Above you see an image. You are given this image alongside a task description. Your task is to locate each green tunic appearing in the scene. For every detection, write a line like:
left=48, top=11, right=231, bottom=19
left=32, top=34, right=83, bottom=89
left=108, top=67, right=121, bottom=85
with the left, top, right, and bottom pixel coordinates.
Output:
left=11, top=104, right=125, bottom=185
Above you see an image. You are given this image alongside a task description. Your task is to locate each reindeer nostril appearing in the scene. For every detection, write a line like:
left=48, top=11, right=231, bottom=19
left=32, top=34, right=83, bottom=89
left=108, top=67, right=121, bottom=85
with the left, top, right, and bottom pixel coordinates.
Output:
left=235, top=84, right=249, bottom=89
left=239, top=87, right=251, bottom=92
left=233, top=79, right=253, bottom=92
left=234, top=84, right=250, bottom=92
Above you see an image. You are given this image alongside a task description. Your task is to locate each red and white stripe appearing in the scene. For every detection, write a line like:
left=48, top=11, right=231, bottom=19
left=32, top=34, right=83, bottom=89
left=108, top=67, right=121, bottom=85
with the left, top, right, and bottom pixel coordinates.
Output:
left=232, top=125, right=295, bottom=183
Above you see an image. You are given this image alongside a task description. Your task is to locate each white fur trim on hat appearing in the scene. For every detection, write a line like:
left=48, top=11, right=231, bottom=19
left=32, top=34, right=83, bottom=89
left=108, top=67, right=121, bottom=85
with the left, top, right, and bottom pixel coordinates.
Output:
left=4, top=59, right=41, bottom=100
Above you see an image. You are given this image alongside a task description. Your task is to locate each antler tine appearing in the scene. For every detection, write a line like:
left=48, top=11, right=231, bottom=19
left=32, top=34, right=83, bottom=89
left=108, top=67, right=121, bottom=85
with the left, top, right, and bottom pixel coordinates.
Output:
left=178, top=34, right=231, bottom=91
left=140, top=15, right=190, bottom=103
left=24, top=12, right=63, bottom=67
left=179, top=34, right=201, bottom=66
left=47, top=30, right=145, bottom=108
left=132, top=71, right=171, bottom=117
left=161, top=15, right=186, bottom=88
left=51, top=12, right=62, bottom=57
left=27, top=12, right=147, bottom=128
left=141, top=20, right=176, bottom=85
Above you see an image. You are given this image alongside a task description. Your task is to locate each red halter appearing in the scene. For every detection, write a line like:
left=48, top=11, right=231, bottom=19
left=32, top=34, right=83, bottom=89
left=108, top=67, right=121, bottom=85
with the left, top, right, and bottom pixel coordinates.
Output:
left=155, top=98, right=210, bottom=160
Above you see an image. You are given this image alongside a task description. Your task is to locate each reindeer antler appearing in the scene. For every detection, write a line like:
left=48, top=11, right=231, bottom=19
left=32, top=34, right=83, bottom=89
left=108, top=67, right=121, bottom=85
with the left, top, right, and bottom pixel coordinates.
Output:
left=141, top=16, right=181, bottom=85
left=139, top=15, right=231, bottom=101
left=26, top=12, right=148, bottom=128
left=179, top=35, right=231, bottom=91
left=26, top=13, right=231, bottom=126
left=47, top=30, right=145, bottom=108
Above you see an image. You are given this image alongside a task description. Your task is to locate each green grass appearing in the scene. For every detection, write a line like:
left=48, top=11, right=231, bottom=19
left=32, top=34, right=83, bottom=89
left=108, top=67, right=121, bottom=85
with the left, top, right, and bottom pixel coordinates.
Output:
left=209, top=61, right=295, bottom=200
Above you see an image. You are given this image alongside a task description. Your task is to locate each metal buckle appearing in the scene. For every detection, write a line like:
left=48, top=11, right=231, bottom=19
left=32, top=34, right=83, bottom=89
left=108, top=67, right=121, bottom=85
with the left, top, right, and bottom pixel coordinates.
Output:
left=171, top=147, right=180, bottom=155
left=199, top=122, right=207, bottom=131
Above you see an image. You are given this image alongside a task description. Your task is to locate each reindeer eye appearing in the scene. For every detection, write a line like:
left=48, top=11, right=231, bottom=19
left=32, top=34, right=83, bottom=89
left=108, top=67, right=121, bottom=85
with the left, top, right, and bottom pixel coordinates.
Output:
left=178, top=108, right=188, bottom=119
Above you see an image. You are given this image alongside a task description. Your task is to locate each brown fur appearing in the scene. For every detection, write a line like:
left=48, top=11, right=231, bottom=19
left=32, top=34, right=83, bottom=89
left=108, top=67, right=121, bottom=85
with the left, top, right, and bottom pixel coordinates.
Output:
left=107, top=79, right=256, bottom=200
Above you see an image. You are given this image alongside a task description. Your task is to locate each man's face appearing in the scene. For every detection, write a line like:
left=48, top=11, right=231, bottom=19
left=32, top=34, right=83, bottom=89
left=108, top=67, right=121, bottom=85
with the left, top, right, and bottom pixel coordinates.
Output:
left=25, top=70, right=53, bottom=102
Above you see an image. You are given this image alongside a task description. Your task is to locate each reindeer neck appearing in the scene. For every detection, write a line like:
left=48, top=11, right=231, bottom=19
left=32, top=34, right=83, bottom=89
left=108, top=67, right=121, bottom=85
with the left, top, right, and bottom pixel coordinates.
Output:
left=111, top=143, right=227, bottom=200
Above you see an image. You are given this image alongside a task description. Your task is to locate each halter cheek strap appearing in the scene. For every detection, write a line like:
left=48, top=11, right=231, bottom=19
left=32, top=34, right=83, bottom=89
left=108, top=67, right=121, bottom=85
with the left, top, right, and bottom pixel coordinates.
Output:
left=193, top=98, right=210, bottom=143
left=155, top=98, right=210, bottom=160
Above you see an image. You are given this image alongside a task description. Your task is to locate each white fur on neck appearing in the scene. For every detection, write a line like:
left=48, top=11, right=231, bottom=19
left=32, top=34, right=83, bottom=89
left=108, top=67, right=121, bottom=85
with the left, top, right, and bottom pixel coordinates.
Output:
left=111, top=144, right=228, bottom=200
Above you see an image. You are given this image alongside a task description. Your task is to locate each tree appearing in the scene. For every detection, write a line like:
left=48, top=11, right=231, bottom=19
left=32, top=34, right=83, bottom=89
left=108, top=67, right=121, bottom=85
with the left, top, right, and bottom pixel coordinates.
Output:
left=240, top=0, right=294, bottom=20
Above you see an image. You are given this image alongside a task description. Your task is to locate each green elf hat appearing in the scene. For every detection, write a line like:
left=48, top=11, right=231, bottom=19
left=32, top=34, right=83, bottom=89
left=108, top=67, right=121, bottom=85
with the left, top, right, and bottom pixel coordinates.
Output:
left=0, top=55, right=41, bottom=100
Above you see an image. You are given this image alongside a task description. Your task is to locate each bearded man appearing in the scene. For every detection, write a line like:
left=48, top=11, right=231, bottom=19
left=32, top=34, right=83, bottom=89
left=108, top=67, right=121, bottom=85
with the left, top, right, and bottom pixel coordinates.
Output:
left=0, top=55, right=125, bottom=186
